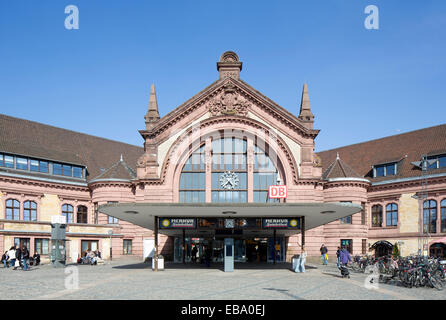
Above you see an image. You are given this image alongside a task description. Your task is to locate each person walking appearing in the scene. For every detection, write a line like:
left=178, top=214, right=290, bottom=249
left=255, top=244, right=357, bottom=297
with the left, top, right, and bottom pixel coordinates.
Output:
left=14, top=245, right=22, bottom=270
left=320, top=244, right=328, bottom=265
left=7, top=246, right=16, bottom=268
left=339, top=247, right=352, bottom=278
left=191, top=245, right=197, bottom=263
left=1, top=251, right=8, bottom=268
left=298, top=246, right=307, bottom=273
left=22, top=245, right=30, bottom=271
left=336, top=246, right=341, bottom=268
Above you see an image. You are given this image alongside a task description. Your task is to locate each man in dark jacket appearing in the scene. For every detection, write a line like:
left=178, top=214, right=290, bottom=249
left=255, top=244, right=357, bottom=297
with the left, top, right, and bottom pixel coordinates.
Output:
left=22, top=246, right=30, bottom=271
left=14, top=246, right=22, bottom=270
left=320, top=244, right=328, bottom=265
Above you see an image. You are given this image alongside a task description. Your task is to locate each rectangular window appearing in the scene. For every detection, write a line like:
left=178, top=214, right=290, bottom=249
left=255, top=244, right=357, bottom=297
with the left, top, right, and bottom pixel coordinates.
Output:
left=14, top=238, right=30, bottom=250
left=362, top=239, right=367, bottom=255
left=0, top=154, right=4, bottom=166
left=39, top=161, right=49, bottom=173
left=81, top=240, right=98, bottom=255
left=107, top=202, right=119, bottom=224
left=16, top=157, right=28, bottom=170
left=439, top=156, right=446, bottom=169
left=53, top=163, right=62, bottom=175
left=340, top=216, right=352, bottom=224
left=35, top=238, right=50, bottom=255
left=340, top=201, right=353, bottom=224
left=361, top=202, right=366, bottom=225
left=94, top=202, right=98, bottom=224
left=374, top=163, right=397, bottom=178
left=30, top=159, right=39, bottom=172
left=62, top=165, right=72, bottom=176
left=73, top=166, right=83, bottom=178
left=341, top=239, right=353, bottom=254
left=4, top=155, right=14, bottom=168
left=123, top=240, right=132, bottom=255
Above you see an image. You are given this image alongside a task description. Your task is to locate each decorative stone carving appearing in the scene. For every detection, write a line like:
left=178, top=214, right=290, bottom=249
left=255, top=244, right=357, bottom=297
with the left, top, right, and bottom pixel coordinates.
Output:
left=313, top=154, right=322, bottom=167
left=209, top=83, right=249, bottom=117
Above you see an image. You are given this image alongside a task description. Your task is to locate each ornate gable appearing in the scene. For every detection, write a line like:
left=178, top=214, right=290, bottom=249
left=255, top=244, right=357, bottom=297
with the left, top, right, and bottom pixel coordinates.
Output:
left=137, top=52, right=320, bottom=180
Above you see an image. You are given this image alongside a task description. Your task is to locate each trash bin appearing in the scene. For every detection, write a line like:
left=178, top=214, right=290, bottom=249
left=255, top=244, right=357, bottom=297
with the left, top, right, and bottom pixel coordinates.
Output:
left=152, top=254, right=164, bottom=271
left=292, top=254, right=300, bottom=272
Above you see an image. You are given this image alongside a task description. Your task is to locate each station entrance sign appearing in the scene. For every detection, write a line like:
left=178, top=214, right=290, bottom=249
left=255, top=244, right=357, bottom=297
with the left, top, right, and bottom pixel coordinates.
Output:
left=268, top=185, right=287, bottom=199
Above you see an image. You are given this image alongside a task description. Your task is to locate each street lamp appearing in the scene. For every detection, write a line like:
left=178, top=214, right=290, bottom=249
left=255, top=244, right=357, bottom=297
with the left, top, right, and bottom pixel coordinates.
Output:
left=108, top=230, right=113, bottom=261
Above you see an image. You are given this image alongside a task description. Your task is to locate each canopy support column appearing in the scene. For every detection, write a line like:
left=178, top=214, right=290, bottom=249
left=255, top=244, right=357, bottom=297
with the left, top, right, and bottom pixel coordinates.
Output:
left=182, top=229, right=186, bottom=264
left=154, top=216, right=158, bottom=272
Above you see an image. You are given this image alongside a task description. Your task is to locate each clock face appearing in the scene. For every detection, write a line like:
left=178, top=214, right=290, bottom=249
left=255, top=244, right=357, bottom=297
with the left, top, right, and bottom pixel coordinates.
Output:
left=225, top=219, right=235, bottom=229
left=220, top=171, right=239, bottom=190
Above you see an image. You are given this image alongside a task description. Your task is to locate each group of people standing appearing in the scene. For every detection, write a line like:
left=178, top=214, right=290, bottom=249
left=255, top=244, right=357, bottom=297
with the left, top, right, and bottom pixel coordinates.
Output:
left=1, top=245, right=40, bottom=271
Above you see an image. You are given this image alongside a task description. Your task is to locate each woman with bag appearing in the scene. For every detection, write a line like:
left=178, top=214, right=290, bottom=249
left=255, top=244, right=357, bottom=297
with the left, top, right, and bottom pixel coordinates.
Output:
left=7, top=246, right=16, bottom=268
left=298, top=246, right=307, bottom=273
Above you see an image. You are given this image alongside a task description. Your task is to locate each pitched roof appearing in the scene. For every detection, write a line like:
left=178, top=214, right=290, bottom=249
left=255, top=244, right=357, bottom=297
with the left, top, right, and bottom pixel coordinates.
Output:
left=322, top=154, right=363, bottom=180
left=0, top=114, right=143, bottom=183
left=90, top=156, right=136, bottom=182
left=317, top=124, right=446, bottom=183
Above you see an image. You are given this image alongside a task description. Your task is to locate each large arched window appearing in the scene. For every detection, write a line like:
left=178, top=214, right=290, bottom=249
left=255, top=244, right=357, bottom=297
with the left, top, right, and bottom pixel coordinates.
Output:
left=77, top=205, right=88, bottom=224
left=179, top=145, right=206, bottom=203
left=211, top=138, right=247, bottom=203
left=179, top=136, right=281, bottom=203
left=371, top=205, right=383, bottom=227
left=386, top=203, right=398, bottom=227
left=441, top=199, right=446, bottom=233
left=62, top=204, right=74, bottom=224
left=6, top=199, right=20, bottom=220
left=423, top=200, right=437, bottom=234
left=23, top=201, right=37, bottom=221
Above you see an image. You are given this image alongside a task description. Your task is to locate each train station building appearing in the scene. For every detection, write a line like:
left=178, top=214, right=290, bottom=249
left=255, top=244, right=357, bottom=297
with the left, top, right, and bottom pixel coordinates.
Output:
left=1, top=51, right=446, bottom=267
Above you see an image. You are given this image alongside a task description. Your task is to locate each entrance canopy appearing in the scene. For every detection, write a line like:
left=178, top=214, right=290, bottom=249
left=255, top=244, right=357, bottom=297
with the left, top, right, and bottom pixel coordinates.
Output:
left=99, top=202, right=362, bottom=237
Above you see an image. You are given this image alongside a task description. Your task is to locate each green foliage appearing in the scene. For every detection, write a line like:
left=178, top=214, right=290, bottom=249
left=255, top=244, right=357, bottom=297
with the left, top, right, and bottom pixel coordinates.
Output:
left=392, top=243, right=400, bottom=258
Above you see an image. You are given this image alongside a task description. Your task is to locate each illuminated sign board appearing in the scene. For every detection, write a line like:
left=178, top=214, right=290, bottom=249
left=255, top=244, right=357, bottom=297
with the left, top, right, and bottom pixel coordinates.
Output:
left=262, top=218, right=300, bottom=229
left=159, top=218, right=196, bottom=229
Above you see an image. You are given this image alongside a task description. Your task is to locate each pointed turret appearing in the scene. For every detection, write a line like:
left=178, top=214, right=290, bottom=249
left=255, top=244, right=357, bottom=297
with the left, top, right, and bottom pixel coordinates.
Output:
left=298, top=83, right=314, bottom=128
left=145, top=84, right=160, bottom=129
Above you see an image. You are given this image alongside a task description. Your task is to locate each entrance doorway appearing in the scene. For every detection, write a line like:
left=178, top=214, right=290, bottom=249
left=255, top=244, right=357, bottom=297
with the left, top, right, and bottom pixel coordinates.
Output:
left=430, top=243, right=446, bottom=259
left=173, top=236, right=285, bottom=263
left=246, top=239, right=267, bottom=262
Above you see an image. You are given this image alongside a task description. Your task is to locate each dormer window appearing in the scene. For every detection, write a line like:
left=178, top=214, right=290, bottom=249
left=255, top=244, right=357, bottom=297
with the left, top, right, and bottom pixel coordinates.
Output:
left=373, top=162, right=397, bottom=178
left=427, top=154, right=446, bottom=170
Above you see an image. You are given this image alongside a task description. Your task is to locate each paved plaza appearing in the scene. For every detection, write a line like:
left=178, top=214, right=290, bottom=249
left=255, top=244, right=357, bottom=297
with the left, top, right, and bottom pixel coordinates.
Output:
left=0, top=258, right=445, bottom=300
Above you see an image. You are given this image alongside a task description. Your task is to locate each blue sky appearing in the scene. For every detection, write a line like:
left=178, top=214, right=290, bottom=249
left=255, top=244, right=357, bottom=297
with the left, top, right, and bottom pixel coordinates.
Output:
left=0, top=1, right=445, bottom=152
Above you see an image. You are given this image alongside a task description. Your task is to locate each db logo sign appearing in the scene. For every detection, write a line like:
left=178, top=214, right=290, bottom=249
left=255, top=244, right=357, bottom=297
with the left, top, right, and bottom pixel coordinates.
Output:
left=268, top=185, right=287, bottom=199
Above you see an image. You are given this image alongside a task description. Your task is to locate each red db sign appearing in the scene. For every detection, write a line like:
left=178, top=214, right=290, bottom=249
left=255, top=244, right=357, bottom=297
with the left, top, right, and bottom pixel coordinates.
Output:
left=268, top=185, right=287, bottom=199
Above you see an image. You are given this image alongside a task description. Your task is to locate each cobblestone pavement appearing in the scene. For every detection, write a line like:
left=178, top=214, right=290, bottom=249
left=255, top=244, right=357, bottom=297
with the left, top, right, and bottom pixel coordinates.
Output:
left=0, top=258, right=445, bottom=300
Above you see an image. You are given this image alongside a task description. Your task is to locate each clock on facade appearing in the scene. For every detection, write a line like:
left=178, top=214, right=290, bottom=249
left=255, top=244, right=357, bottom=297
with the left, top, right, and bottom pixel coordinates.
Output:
left=220, top=171, right=239, bottom=190
left=225, top=219, right=235, bottom=229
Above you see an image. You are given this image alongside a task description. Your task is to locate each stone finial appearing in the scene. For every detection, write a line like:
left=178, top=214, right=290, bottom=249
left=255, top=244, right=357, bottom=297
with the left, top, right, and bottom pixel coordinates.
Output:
left=120, top=154, right=123, bottom=162
left=217, top=51, right=243, bottom=80
left=298, top=83, right=314, bottom=128
left=145, top=84, right=160, bottom=129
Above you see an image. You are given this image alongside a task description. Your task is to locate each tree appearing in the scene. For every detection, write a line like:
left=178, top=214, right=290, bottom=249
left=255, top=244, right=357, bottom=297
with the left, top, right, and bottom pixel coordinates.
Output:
left=392, top=243, right=400, bottom=258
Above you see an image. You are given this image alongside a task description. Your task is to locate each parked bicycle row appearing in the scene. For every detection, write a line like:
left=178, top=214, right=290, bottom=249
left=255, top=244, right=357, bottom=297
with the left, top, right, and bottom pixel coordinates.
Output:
left=349, top=254, right=446, bottom=290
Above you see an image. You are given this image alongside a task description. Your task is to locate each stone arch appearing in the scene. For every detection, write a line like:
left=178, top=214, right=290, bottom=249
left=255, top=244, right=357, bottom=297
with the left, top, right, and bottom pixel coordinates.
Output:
left=159, top=116, right=300, bottom=196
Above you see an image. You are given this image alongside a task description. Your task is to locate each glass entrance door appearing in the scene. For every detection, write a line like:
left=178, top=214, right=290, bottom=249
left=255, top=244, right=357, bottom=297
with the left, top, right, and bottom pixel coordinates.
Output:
left=267, top=237, right=285, bottom=263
